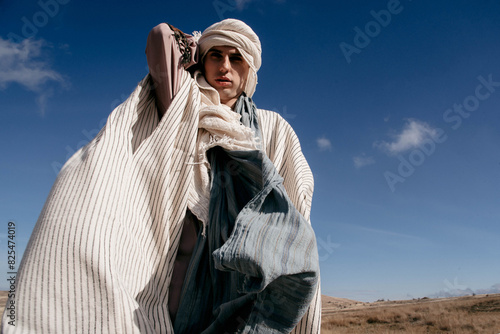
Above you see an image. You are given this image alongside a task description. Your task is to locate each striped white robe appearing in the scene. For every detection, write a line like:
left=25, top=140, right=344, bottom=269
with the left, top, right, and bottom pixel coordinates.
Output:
left=2, top=69, right=320, bottom=333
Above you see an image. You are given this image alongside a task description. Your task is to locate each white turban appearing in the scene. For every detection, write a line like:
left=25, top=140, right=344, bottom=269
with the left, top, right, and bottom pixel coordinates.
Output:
left=198, top=19, right=262, bottom=97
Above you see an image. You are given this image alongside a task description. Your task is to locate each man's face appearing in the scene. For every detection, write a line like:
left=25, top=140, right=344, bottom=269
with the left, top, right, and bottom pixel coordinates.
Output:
left=203, top=46, right=250, bottom=108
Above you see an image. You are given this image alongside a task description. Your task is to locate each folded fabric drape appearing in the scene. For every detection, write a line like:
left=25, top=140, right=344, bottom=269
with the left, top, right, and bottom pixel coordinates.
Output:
left=173, top=95, right=319, bottom=333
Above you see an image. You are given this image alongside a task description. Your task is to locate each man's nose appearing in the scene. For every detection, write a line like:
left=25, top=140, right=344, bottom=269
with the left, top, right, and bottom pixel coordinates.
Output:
left=220, top=56, right=230, bottom=72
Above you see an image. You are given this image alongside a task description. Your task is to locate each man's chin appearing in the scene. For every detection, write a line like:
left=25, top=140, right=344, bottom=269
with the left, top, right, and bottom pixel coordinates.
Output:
left=217, top=90, right=235, bottom=101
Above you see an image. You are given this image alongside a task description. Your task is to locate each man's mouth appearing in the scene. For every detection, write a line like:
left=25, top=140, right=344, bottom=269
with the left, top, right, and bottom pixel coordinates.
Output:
left=215, top=77, right=232, bottom=86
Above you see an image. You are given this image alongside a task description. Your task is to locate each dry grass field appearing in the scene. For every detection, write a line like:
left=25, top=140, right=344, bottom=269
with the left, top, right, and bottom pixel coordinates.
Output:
left=322, top=293, right=500, bottom=333
left=1, top=290, right=499, bottom=333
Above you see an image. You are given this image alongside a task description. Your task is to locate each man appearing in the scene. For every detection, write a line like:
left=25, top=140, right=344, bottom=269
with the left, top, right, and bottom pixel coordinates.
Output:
left=2, top=19, right=320, bottom=333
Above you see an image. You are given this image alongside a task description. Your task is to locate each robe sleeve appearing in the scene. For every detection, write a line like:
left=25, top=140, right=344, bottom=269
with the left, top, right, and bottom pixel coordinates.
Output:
left=145, top=23, right=198, bottom=114
left=257, top=109, right=321, bottom=334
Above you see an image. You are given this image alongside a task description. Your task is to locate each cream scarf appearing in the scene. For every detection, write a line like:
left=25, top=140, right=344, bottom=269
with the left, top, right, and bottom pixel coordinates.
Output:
left=187, top=70, right=260, bottom=227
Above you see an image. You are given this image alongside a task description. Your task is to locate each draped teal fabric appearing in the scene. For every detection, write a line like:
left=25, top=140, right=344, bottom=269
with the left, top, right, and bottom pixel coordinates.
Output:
left=174, top=95, right=319, bottom=333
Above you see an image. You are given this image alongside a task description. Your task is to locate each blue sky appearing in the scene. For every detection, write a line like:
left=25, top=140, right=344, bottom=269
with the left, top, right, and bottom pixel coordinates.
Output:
left=1, top=0, right=499, bottom=302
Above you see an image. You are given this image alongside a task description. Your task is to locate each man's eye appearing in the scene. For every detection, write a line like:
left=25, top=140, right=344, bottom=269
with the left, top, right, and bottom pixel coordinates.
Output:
left=230, top=56, right=243, bottom=62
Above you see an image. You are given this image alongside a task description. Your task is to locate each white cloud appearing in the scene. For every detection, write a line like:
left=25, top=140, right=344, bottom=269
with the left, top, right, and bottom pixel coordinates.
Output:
left=353, top=154, right=375, bottom=169
left=317, top=136, right=332, bottom=151
left=375, top=119, right=438, bottom=155
left=0, top=37, right=67, bottom=114
left=475, top=283, right=500, bottom=295
left=429, top=288, right=474, bottom=298
left=430, top=282, right=500, bottom=298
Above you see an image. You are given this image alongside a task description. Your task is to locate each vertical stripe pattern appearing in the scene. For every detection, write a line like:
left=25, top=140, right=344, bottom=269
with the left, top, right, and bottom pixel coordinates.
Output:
left=257, top=109, right=321, bottom=334
left=2, top=72, right=320, bottom=333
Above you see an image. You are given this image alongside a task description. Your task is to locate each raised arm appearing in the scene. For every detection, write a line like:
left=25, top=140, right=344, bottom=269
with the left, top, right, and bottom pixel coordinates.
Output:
left=145, top=23, right=198, bottom=116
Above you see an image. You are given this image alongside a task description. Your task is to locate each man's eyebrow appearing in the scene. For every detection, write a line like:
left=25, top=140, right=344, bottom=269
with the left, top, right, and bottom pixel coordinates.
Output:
left=208, top=48, right=242, bottom=56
